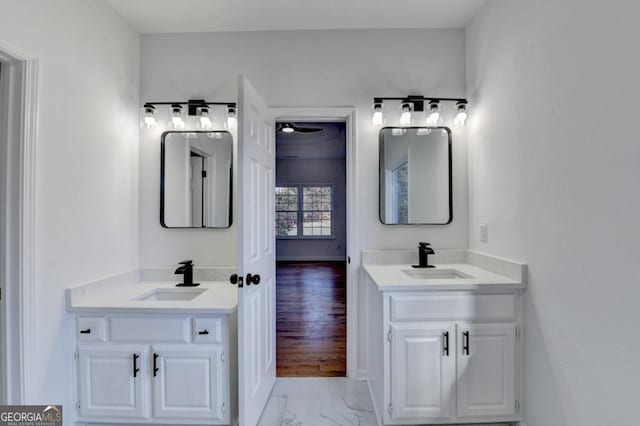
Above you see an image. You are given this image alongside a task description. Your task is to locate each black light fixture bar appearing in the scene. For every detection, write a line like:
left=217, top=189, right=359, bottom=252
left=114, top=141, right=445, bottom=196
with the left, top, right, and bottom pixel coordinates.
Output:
left=143, top=99, right=237, bottom=116
left=373, top=96, right=467, bottom=113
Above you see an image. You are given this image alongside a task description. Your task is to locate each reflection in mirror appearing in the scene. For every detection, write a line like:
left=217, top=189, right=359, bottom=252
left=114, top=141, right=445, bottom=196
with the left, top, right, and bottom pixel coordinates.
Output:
left=379, top=127, right=452, bottom=225
left=161, top=131, right=233, bottom=228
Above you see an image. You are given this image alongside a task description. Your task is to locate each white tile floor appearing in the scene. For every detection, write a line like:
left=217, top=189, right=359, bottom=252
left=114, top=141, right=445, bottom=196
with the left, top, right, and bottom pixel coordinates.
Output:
left=258, top=378, right=378, bottom=426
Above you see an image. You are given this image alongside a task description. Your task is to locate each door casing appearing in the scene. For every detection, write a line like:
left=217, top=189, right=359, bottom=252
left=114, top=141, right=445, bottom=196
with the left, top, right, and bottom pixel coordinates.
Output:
left=270, top=107, right=358, bottom=378
left=0, top=42, right=38, bottom=404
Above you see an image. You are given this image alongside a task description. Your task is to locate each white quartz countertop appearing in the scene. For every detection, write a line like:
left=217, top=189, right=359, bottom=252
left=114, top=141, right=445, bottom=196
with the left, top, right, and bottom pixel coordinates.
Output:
left=66, top=280, right=238, bottom=314
left=363, top=263, right=525, bottom=291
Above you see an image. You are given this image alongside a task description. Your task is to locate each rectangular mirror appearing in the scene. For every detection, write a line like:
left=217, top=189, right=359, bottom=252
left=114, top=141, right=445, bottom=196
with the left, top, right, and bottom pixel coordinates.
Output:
left=379, top=127, right=452, bottom=225
left=161, top=131, right=233, bottom=228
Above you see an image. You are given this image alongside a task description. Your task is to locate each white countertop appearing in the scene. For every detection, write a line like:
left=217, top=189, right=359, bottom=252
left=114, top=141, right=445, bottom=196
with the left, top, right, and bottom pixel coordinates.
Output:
left=66, top=280, right=238, bottom=314
left=363, top=263, right=525, bottom=291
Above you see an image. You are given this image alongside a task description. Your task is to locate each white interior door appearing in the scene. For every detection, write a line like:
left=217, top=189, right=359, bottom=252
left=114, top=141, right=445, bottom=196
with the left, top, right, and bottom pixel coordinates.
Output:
left=236, top=75, right=276, bottom=426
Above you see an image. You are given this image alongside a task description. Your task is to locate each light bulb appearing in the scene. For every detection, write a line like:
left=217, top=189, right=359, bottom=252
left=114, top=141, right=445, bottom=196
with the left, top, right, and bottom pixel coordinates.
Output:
left=142, top=105, right=157, bottom=128
left=400, top=103, right=412, bottom=126
left=226, top=106, right=237, bottom=129
left=169, top=105, right=185, bottom=129
left=197, top=106, right=212, bottom=129
left=281, top=123, right=295, bottom=133
left=454, top=101, right=468, bottom=125
left=426, top=101, right=441, bottom=126
left=372, top=102, right=383, bottom=125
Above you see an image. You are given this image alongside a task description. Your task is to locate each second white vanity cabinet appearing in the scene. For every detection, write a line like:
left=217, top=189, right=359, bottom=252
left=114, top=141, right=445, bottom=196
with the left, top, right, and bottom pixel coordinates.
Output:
left=363, top=257, right=526, bottom=426
left=74, top=313, right=237, bottom=425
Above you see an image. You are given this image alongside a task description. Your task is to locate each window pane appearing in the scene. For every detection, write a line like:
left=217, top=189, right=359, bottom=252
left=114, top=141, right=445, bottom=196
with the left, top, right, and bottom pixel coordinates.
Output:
left=276, top=212, right=298, bottom=236
left=276, top=186, right=298, bottom=211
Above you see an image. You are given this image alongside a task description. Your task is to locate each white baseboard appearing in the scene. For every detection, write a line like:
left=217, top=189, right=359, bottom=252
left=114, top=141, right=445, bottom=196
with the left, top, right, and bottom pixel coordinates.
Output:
left=356, top=368, right=368, bottom=381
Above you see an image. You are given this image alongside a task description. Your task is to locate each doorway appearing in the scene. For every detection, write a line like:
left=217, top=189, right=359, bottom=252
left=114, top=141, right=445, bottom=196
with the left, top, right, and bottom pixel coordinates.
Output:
left=274, top=121, right=347, bottom=377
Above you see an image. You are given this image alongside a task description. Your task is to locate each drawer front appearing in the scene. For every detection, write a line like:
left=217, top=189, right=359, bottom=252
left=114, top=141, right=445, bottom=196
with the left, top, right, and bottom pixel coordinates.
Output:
left=109, top=317, right=188, bottom=342
left=390, top=294, right=516, bottom=322
left=77, top=317, right=106, bottom=342
left=192, top=317, right=223, bottom=344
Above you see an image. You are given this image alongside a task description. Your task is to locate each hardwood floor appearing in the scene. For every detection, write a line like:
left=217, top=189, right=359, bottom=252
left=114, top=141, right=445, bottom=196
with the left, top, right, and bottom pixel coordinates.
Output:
left=276, top=261, right=346, bottom=377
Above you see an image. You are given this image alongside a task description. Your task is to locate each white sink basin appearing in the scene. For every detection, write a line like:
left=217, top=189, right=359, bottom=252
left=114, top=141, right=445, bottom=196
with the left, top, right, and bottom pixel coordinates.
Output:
left=402, top=269, right=473, bottom=280
left=134, top=288, right=206, bottom=302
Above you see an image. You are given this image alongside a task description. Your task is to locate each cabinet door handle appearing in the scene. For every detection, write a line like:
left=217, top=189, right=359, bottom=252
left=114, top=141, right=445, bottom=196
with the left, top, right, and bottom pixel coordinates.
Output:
left=79, top=328, right=91, bottom=334
left=463, top=331, right=470, bottom=355
left=198, top=330, right=209, bottom=335
left=153, top=353, right=159, bottom=377
left=443, top=331, right=449, bottom=356
left=132, top=354, right=140, bottom=378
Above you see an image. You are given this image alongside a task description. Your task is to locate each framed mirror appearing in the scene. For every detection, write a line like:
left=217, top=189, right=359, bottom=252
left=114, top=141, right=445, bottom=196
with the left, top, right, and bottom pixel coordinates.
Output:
left=161, top=131, right=233, bottom=228
left=379, top=127, right=452, bottom=225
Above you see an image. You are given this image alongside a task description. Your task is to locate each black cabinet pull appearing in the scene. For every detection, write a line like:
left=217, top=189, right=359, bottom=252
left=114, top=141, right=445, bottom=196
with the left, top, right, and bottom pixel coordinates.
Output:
left=443, top=331, right=449, bottom=356
left=132, top=354, right=140, bottom=378
left=153, top=353, right=159, bottom=377
left=198, top=330, right=209, bottom=335
left=246, top=273, right=261, bottom=285
left=463, top=331, right=470, bottom=355
left=79, top=328, right=91, bottom=334
left=229, top=273, right=243, bottom=288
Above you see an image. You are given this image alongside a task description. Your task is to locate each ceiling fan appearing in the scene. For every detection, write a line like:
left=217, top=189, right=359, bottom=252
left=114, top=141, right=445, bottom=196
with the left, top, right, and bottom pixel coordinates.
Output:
left=277, top=122, right=324, bottom=133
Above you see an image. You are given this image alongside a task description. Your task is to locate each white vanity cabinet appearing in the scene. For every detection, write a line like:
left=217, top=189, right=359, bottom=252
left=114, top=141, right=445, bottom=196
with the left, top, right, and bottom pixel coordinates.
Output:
left=73, top=313, right=237, bottom=425
left=366, top=274, right=524, bottom=425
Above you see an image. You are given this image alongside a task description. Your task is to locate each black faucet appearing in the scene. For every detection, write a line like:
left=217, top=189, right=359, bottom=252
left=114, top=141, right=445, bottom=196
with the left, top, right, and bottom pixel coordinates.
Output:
left=412, top=242, right=436, bottom=268
left=175, top=260, right=200, bottom=287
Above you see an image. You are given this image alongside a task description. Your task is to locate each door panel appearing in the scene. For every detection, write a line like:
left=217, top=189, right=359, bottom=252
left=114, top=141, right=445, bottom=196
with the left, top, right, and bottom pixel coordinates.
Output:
left=237, top=75, right=276, bottom=426
left=152, top=345, right=224, bottom=421
left=390, top=323, right=455, bottom=420
left=456, top=323, right=516, bottom=418
left=77, top=345, right=146, bottom=419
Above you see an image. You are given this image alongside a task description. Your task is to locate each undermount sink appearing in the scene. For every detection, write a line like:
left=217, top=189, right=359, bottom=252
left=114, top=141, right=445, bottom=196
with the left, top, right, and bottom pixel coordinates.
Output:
left=402, top=269, right=473, bottom=280
left=134, top=288, right=206, bottom=302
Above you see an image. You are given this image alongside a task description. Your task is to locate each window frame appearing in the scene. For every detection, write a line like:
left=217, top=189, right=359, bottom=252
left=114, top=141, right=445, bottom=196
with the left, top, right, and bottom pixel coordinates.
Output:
left=275, top=183, right=335, bottom=240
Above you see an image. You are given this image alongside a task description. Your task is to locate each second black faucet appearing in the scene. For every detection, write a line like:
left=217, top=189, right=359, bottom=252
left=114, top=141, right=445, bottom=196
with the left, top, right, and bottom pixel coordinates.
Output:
left=175, top=260, right=200, bottom=287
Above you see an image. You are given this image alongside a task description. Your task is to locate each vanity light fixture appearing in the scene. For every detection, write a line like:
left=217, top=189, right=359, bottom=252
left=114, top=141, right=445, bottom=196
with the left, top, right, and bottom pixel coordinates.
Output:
left=142, top=104, right=157, bottom=128
left=169, top=104, right=186, bottom=129
left=141, top=99, right=237, bottom=130
left=399, top=103, right=412, bottom=126
left=371, top=96, right=469, bottom=127
left=416, top=128, right=432, bottom=136
left=197, top=106, right=212, bottom=129
left=372, top=100, right=384, bottom=125
left=454, top=101, right=468, bottom=125
left=426, top=101, right=441, bottom=126
left=226, top=106, right=237, bottom=129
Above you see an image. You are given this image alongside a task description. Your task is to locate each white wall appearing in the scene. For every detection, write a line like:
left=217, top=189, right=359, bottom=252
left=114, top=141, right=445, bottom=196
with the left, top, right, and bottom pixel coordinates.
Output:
left=276, top=159, right=347, bottom=261
left=0, top=0, right=140, bottom=419
left=140, top=29, right=468, bottom=267
left=140, top=29, right=468, bottom=373
left=466, top=1, right=640, bottom=425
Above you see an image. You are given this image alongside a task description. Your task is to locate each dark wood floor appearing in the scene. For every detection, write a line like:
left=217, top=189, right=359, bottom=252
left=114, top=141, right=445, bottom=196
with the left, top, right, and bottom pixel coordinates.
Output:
left=276, top=261, right=346, bottom=377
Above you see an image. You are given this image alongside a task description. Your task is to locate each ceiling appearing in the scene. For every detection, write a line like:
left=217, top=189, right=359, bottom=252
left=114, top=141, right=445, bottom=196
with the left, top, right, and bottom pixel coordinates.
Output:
left=106, top=0, right=487, bottom=33
left=276, top=122, right=346, bottom=160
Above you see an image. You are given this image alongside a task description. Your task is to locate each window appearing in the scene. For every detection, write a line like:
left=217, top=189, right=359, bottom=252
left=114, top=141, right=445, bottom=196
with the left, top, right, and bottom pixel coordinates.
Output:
left=276, top=185, right=333, bottom=238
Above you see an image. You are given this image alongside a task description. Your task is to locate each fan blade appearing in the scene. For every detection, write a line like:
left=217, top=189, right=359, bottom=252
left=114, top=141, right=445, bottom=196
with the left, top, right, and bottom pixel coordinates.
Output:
left=294, top=127, right=324, bottom=133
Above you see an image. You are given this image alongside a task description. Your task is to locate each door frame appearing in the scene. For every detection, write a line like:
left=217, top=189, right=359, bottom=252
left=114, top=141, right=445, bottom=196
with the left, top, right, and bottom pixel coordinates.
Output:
left=0, top=43, right=38, bottom=404
left=270, top=107, right=358, bottom=378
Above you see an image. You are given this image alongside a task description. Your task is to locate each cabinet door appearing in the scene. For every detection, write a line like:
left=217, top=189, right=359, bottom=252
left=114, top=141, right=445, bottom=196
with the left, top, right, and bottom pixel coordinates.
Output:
left=77, top=345, right=146, bottom=419
left=152, top=345, right=225, bottom=421
left=390, top=323, right=455, bottom=420
left=456, top=323, right=517, bottom=418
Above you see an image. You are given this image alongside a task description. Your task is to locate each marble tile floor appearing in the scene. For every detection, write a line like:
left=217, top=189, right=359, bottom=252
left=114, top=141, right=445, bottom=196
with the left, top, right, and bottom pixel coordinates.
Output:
left=258, top=378, right=378, bottom=426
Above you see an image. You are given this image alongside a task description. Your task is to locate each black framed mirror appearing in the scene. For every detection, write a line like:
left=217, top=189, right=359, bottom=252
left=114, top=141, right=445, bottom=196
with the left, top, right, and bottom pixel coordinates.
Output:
left=161, top=131, right=233, bottom=228
left=379, top=127, right=452, bottom=225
